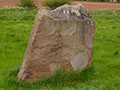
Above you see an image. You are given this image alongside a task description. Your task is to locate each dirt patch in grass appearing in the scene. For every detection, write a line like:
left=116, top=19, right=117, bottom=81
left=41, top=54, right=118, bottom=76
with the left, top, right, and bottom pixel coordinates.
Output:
left=0, top=0, right=120, bottom=10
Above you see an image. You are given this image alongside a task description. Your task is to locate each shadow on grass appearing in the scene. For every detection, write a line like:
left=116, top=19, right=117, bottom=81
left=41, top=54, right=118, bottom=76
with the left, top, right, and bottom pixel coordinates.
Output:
left=5, top=66, right=96, bottom=89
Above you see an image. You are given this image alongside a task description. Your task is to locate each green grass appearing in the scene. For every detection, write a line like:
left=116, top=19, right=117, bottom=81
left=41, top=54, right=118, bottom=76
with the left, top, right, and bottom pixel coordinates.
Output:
left=0, top=9, right=120, bottom=90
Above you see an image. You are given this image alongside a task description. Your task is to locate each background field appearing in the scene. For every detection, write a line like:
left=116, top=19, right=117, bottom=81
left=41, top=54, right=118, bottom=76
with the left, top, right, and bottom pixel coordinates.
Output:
left=0, top=9, right=120, bottom=90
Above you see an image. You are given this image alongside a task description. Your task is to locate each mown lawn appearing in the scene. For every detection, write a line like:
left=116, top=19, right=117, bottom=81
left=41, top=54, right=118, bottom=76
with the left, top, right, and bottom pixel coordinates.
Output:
left=0, top=9, right=120, bottom=90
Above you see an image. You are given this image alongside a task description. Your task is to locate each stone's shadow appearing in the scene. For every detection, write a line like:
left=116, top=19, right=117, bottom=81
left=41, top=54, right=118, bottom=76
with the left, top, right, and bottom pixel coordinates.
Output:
left=6, top=66, right=96, bottom=88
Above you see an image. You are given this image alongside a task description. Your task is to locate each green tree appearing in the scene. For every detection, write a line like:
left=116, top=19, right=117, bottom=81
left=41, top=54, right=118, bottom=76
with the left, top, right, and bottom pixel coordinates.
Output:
left=18, top=0, right=36, bottom=9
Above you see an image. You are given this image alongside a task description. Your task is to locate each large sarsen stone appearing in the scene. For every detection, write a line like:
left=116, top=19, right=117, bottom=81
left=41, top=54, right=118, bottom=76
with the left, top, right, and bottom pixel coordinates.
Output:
left=18, top=4, right=95, bottom=82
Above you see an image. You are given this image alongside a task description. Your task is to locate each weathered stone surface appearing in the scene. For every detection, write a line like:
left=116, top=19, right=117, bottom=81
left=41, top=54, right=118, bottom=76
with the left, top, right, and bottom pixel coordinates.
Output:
left=18, top=4, right=95, bottom=82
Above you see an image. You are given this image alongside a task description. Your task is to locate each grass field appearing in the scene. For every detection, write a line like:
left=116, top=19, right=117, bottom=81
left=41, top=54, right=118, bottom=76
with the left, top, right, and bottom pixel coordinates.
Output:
left=0, top=9, right=120, bottom=90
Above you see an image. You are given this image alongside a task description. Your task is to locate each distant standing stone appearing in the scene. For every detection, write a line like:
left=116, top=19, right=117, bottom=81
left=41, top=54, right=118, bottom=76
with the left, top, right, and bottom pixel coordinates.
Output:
left=18, top=4, right=95, bottom=82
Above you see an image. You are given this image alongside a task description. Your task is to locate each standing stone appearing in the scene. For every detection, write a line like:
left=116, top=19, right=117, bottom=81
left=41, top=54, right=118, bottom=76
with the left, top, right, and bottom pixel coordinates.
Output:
left=18, top=4, right=95, bottom=82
